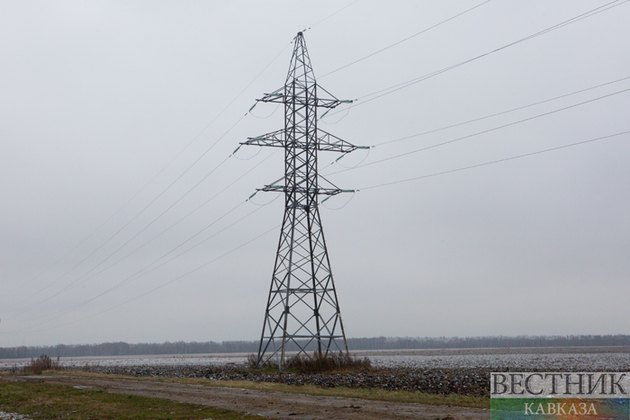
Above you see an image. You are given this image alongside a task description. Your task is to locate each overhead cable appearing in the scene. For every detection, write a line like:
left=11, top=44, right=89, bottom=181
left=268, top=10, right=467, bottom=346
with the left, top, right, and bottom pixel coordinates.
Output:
left=0, top=40, right=291, bottom=304
left=319, top=0, right=492, bottom=79
left=359, top=130, right=630, bottom=191
left=303, top=0, right=360, bottom=32
left=326, top=0, right=628, bottom=117
left=326, top=86, right=630, bottom=175
left=373, top=75, right=630, bottom=147
left=10, top=150, right=279, bottom=323
left=2, top=222, right=280, bottom=336
left=17, top=200, right=262, bottom=327
left=4, top=114, right=248, bottom=316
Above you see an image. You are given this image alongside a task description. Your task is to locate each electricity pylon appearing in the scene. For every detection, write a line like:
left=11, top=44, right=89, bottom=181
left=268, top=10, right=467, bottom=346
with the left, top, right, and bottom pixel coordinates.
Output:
left=243, top=32, right=365, bottom=369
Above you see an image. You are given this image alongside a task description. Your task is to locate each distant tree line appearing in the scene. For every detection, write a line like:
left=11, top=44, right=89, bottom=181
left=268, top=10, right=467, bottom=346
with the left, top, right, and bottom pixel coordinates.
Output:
left=0, top=340, right=258, bottom=359
left=1, top=335, right=629, bottom=360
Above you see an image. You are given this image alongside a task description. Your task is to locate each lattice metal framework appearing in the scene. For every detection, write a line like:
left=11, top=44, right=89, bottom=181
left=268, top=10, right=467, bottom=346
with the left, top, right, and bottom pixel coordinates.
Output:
left=242, top=32, right=364, bottom=369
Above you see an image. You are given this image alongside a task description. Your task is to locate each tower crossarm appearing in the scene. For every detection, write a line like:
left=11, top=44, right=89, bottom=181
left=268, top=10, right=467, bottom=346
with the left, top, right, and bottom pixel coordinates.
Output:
left=259, top=184, right=352, bottom=196
left=256, top=87, right=285, bottom=104
left=243, top=129, right=366, bottom=152
left=242, top=129, right=284, bottom=148
left=318, top=130, right=367, bottom=153
left=255, top=85, right=351, bottom=109
left=316, top=85, right=353, bottom=109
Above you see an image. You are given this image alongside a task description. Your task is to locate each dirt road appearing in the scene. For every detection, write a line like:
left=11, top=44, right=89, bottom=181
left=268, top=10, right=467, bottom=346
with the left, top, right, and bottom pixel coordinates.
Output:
left=15, top=375, right=489, bottom=420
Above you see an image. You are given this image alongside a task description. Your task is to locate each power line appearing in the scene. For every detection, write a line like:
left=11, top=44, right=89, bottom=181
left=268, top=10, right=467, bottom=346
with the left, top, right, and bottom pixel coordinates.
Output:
left=373, top=75, right=630, bottom=147
left=17, top=199, right=261, bottom=327
left=359, top=130, right=630, bottom=191
left=8, top=128, right=628, bottom=333
left=319, top=75, right=630, bottom=173
left=3, top=114, right=248, bottom=315
left=0, top=41, right=291, bottom=305
left=5, top=4, right=627, bottom=341
left=3, top=221, right=281, bottom=336
left=3, top=32, right=291, bottom=331
left=326, top=0, right=628, bottom=116
left=358, top=0, right=627, bottom=103
left=10, top=150, right=280, bottom=323
left=319, top=0, right=492, bottom=79
left=325, top=86, right=630, bottom=176
left=8, top=153, right=233, bottom=319
left=304, top=0, right=360, bottom=32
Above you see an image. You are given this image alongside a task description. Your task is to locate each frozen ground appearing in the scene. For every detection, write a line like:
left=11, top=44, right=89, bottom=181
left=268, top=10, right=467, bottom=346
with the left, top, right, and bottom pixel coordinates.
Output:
left=367, top=352, right=630, bottom=371
left=0, top=352, right=249, bottom=370
left=2, top=347, right=629, bottom=371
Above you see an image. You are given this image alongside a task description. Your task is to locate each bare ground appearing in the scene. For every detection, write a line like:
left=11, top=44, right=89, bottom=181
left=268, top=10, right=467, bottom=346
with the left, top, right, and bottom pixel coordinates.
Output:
left=8, top=375, right=489, bottom=420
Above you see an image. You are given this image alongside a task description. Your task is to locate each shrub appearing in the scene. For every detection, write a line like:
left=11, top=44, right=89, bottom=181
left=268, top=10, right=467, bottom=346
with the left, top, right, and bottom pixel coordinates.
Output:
left=245, top=353, right=258, bottom=369
left=24, top=354, right=57, bottom=375
left=286, top=351, right=371, bottom=374
left=246, top=351, right=371, bottom=372
left=245, top=353, right=279, bottom=370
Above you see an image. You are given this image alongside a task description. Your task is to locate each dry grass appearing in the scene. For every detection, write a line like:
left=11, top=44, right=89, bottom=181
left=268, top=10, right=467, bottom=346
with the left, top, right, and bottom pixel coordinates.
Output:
left=22, top=354, right=60, bottom=375
left=247, top=351, right=373, bottom=373
left=286, top=351, right=372, bottom=373
left=203, top=379, right=489, bottom=409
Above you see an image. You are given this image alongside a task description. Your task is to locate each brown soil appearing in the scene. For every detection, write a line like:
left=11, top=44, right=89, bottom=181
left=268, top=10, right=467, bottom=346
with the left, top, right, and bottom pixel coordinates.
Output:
left=13, top=375, right=489, bottom=419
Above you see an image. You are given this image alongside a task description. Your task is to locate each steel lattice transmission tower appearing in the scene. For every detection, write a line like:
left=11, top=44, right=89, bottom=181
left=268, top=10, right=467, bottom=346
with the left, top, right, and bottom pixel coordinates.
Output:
left=243, top=32, right=365, bottom=369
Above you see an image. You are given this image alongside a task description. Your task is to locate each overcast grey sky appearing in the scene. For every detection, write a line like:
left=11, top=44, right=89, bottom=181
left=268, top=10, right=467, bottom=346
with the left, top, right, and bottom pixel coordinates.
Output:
left=1, top=1, right=629, bottom=348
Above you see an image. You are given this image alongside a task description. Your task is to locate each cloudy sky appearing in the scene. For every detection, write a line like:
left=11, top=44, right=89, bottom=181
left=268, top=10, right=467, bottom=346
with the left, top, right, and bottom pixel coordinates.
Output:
left=1, top=1, right=629, bottom=348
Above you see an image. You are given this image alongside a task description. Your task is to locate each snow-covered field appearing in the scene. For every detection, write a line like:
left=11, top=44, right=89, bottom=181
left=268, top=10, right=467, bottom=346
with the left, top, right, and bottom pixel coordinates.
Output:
left=367, top=352, right=630, bottom=371
left=0, top=352, right=249, bottom=370
left=3, top=348, right=630, bottom=371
